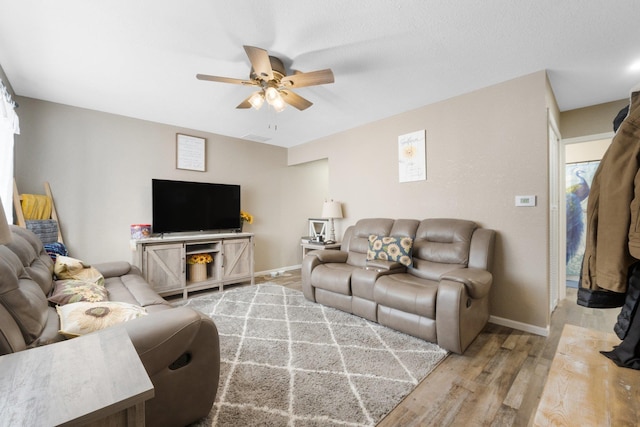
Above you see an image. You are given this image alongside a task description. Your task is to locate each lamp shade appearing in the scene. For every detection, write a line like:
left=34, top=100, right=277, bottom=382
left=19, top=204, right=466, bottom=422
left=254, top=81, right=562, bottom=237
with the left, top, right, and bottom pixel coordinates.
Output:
left=0, top=195, right=12, bottom=245
left=271, top=96, right=286, bottom=112
left=265, top=87, right=279, bottom=104
left=321, top=200, right=343, bottom=219
left=248, top=91, right=265, bottom=110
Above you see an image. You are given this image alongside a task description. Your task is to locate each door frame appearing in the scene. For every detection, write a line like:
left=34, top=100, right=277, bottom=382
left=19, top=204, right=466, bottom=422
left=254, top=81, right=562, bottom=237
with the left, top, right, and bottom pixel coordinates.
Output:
left=559, top=131, right=614, bottom=305
left=548, top=111, right=563, bottom=315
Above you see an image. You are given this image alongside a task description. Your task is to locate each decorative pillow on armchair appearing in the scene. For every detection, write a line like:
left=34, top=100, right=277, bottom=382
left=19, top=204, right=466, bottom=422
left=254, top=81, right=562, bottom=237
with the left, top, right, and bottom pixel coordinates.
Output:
left=367, top=235, right=414, bottom=266
left=48, top=279, right=109, bottom=305
left=57, top=301, right=147, bottom=338
left=54, top=255, right=104, bottom=286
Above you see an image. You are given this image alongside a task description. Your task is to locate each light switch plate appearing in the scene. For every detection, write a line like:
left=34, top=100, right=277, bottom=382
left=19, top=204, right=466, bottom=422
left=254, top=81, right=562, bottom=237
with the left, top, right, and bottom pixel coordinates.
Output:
left=515, top=195, right=536, bottom=207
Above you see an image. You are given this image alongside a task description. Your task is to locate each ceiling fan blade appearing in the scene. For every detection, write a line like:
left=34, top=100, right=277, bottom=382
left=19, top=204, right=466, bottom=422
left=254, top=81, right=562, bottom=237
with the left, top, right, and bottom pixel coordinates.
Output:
left=243, top=45, right=274, bottom=81
left=280, top=90, right=313, bottom=111
left=196, top=74, right=256, bottom=86
left=236, top=95, right=253, bottom=109
left=281, top=69, right=334, bottom=88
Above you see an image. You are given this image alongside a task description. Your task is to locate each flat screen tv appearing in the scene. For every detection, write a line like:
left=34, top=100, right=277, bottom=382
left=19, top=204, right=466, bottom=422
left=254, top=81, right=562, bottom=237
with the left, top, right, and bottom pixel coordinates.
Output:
left=152, top=179, right=241, bottom=234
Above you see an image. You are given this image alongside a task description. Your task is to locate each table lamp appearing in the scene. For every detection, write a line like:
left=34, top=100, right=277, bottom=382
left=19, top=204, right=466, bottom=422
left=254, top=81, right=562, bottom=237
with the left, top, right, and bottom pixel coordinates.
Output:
left=321, top=200, right=343, bottom=244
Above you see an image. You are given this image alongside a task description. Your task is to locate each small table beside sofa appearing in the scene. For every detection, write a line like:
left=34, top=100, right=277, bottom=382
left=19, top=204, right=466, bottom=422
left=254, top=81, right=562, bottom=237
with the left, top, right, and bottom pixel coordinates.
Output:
left=302, top=218, right=496, bottom=354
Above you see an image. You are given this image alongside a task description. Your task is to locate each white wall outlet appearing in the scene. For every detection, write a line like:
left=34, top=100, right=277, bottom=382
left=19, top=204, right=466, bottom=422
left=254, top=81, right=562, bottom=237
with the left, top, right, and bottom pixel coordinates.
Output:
left=515, top=195, right=536, bottom=207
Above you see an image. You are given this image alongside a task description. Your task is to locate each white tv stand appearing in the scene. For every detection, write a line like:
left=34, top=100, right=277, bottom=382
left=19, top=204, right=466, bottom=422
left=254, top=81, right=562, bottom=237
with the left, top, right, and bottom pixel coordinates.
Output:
left=133, top=232, right=254, bottom=299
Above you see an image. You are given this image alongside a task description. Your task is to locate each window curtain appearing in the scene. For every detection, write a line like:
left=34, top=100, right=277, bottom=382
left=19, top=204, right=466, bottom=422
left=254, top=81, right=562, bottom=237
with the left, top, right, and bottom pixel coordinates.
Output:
left=0, top=79, right=20, bottom=224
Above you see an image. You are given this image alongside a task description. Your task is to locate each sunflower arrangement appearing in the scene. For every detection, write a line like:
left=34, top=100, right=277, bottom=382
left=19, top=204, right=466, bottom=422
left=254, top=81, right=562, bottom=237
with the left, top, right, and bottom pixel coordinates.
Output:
left=187, top=253, right=213, bottom=265
left=240, top=210, right=254, bottom=224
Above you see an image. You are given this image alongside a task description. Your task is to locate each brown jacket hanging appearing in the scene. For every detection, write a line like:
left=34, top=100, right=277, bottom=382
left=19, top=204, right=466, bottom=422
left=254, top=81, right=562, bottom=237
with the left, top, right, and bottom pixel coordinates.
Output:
left=579, top=85, right=640, bottom=308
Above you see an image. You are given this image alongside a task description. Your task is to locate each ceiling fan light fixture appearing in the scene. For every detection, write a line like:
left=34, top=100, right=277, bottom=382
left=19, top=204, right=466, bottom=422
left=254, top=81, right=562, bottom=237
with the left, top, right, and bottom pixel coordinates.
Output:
left=265, top=86, right=286, bottom=112
left=272, top=96, right=286, bottom=112
left=197, top=46, right=334, bottom=112
left=265, top=87, right=280, bottom=104
left=248, top=91, right=265, bottom=110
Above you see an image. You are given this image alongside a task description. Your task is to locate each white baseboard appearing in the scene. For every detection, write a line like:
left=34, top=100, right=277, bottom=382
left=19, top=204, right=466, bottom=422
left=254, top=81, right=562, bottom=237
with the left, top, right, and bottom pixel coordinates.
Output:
left=489, top=315, right=549, bottom=337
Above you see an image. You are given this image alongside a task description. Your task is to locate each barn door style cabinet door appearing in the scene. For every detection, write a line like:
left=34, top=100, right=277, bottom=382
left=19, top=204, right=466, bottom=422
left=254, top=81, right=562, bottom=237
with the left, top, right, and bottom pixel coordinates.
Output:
left=135, top=233, right=254, bottom=298
left=143, top=243, right=185, bottom=295
left=222, top=238, right=253, bottom=281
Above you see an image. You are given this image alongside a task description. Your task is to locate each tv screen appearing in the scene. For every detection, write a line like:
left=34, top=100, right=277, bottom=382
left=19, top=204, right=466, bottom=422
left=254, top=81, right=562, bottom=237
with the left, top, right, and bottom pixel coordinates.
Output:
left=152, top=179, right=241, bottom=234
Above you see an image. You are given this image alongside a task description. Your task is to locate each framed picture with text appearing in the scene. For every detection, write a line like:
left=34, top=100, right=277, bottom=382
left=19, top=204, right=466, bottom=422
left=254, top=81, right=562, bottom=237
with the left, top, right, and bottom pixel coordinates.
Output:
left=398, top=130, right=426, bottom=183
left=176, top=133, right=206, bottom=172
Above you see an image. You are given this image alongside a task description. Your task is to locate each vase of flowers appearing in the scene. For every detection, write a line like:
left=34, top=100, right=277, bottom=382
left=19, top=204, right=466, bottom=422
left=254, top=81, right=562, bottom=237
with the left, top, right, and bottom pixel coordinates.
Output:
left=240, top=210, right=254, bottom=232
left=187, top=253, right=213, bottom=283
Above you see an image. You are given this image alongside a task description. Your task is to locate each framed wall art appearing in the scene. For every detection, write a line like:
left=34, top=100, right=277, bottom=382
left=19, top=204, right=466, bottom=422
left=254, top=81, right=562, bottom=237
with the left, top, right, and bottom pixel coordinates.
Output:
left=565, top=160, right=599, bottom=280
left=398, top=130, right=426, bottom=183
left=176, top=133, right=206, bottom=172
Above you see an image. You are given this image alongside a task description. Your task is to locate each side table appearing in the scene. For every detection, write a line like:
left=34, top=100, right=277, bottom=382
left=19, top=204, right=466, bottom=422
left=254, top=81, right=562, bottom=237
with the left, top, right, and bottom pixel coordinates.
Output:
left=301, top=240, right=342, bottom=258
left=0, top=326, right=154, bottom=426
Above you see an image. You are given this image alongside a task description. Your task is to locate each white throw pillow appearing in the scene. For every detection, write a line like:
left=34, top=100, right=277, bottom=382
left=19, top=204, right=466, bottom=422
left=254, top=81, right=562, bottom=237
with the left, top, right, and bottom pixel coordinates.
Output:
left=57, top=301, right=147, bottom=338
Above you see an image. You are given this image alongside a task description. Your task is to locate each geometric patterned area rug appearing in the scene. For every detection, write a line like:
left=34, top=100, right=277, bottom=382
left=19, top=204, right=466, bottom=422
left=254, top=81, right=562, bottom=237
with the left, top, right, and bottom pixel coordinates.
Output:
left=180, top=283, right=448, bottom=427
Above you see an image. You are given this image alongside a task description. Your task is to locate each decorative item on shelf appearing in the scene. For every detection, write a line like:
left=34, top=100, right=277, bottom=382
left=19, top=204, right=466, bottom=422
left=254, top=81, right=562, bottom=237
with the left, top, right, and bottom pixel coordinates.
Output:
left=239, top=210, right=254, bottom=232
left=321, top=200, right=343, bottom=244
left=187, top=253, right=213, bottom=283
left=130, top=224, right=151, bottom=240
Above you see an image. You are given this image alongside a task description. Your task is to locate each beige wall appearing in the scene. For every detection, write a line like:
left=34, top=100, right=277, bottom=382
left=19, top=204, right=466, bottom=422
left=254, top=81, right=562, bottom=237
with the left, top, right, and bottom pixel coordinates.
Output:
left=290, top=71, right=552, bottom=331
left=566, top=138, right=611, bottom=163
left=14, top=70, right=559, bottom=331
left=14, top=97, right=328, bottom=270
left=560, top=99, right=628, bottom=139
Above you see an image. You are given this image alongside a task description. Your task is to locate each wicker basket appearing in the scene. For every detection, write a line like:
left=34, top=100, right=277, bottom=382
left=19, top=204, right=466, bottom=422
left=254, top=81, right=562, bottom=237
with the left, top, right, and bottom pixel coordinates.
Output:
left=189, top=263, right=207, bottom=283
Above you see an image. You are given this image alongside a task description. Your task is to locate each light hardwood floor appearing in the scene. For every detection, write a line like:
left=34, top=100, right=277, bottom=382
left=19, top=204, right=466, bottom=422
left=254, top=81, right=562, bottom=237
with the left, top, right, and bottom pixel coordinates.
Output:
left=257, top=270, right=622, bottom=426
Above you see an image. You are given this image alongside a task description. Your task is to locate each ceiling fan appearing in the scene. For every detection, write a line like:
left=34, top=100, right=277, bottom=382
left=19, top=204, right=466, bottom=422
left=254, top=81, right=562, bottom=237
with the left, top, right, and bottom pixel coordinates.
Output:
left=196, top=45, right=334, bottom=112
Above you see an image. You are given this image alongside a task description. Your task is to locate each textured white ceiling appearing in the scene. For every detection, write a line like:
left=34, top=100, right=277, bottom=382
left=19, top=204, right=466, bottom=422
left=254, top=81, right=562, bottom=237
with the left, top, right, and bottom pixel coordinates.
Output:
left=1, top=1, right=639, bottom=147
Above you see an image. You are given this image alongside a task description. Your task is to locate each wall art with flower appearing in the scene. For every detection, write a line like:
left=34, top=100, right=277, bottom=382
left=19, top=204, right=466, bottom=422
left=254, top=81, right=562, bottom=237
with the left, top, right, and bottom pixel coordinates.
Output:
left=398, top=129, right=426, bottom=183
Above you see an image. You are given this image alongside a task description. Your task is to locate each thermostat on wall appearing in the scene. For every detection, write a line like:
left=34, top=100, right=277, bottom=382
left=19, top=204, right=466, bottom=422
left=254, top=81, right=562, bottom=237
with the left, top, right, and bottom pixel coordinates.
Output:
left=515, top=195, right=536, bottom=207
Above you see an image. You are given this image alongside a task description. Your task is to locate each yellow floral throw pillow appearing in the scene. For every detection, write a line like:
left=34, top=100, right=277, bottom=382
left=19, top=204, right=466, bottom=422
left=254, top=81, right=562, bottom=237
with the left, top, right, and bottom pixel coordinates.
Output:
left=49, top=280, right=108, bottom=305
left=57, top=301, right=147, bottom=338
left=54, top=255, right=105, bottom=286
left=367, top=235, right=414, bottom=266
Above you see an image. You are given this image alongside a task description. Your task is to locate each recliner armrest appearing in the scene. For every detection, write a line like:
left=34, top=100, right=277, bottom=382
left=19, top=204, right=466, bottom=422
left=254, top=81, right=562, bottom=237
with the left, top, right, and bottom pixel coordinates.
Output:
left=440, top=268, right=493, bottom=299
left=307, top=250, right=348, bottom=263
left=123, top=306, right=220, bottom=427
left=93, top=261, right=139, bottom=278
left=123, top=306, right=218, bottom=376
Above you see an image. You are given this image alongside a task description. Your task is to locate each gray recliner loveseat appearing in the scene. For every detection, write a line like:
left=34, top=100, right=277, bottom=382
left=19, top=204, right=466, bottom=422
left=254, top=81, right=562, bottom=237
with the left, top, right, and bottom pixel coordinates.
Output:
left=302, top=218, right=495, bottom=354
